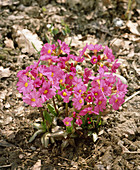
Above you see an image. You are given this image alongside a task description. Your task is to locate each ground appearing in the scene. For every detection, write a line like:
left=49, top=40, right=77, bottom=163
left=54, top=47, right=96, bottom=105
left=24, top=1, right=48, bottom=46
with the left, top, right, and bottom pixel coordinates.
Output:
left=0, top=0, right=140, bottom=169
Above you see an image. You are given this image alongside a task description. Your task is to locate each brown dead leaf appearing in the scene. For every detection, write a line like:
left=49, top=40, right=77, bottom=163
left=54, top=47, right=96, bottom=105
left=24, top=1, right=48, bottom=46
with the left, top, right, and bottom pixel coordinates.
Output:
left=4, top=38, right=14, bottom=49
left=0, top=90, right=7, bottom=102
left=31, top=160, right=41, bottom=170
left=102, top=0, right=111, bottom=7
left=0, top=66, right=11, bottom=78
left=12, top=25, right=43, bottom=55
left=126, top=20, right=140, bottom=36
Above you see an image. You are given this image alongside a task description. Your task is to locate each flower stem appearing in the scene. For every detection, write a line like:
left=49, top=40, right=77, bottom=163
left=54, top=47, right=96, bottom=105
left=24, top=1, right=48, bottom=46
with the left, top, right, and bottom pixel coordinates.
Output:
left=95, top=63, right=98, bottom=73
left=39, top=107, right=44, bottom=122
left=52, top=97, right=59, bottom=115
left=96, top=111, right=102, bottom=127
left=65, top=103, right=68, bottom=117
left=125, top=0, right=132, bottom=20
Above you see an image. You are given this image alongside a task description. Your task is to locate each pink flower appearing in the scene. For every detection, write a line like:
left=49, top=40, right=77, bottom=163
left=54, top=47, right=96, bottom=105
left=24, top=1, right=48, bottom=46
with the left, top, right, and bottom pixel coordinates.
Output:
left=40, top=43, right=57, bottom=62
left=22, top=89, right=43, bottom=107
left=79, top=44, right=88, bottom=57
left=76, top=118, right=83, bottom=126
left=91, top=87, right=102, bottom=99
left=72, top=94, right=84, bottom=110
left=116, top=79, right=128, bottom=95
left=40, top=43, right=56, bottom=56
left=100, top=79, right=112, bottom=96
left=73, top=83, right=87, bottom=95
left=40, top=55, right=58, bottom=62
left=109, top=94, right=124, bottom=110
left=65, top=72, right=76, bottom=86
left=58, top=40, right=70, bottom=54
left=57, top=89, right=71, bottom=103
left=71, top=53, right=85, bottom=63
left=98, top=65, right=108, bottom=73
left=17, top=76, right=33, bottom=95
left=88, top=44, right=103, bottom=53
left=83, top=68, right=92, bottom=84
left=91, top=56, right=97, bottom=64
left=90, top=79, right=100, bottom=88
left=72, top=77, right=83, bottom=87
left=33, top=78, right=43, bottom=88
left=103, top=46, right=115, bottom=62
left=70, top=63, right=76, bottom=73
left=94, top=96, right=107, bottom=113
left=85, top=92, right=94, bottom=103
left=63, top=117, right=73, bottom=126
left=39, top=81, right=56, bottom=102
left=17, top=66, right=30, bottom=78
left=79, top=107, right=94, bottom=116
left=111, top=60, right=120, bottom=73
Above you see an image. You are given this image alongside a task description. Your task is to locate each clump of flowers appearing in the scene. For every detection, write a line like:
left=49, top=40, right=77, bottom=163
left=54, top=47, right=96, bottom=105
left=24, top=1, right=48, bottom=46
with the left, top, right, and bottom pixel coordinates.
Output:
left=17, top=40, right=128, bottom=146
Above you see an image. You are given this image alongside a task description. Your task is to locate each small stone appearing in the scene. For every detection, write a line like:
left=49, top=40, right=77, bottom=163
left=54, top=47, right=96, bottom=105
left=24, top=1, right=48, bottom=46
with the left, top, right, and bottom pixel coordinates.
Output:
left=4, top=116, right=13, bottom=125
left=113, top=18, right=124, bottom=27
left=30, top=146, right=36, bottom=151
left=129, top=144, right=137, bottom=151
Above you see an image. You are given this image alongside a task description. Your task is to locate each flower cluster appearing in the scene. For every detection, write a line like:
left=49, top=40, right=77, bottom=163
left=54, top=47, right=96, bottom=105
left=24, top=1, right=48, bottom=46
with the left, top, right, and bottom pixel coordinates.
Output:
left=17, top=40, right=127, bottom=129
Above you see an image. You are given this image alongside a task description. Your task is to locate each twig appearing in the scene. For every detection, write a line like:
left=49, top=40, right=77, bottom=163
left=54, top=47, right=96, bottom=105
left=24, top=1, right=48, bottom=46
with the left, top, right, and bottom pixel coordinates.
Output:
left=38, top=107, right=44, bottom=122
left=123, top=151, right=140, bottom=154
left=124, top=91, right=140, bottom=103
left=58, top=156, right=71, bottom=162
left=0, top=163, right=12, bottom=168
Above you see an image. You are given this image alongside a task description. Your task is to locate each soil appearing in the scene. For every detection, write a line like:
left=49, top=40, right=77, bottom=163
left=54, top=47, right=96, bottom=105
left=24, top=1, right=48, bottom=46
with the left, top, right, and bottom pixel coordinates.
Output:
left=0, top=0, right=140, bottom=169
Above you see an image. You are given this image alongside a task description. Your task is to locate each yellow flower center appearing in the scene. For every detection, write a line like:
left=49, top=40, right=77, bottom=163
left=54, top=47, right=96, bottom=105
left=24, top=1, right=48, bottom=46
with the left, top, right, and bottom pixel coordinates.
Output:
left=98, top=101, right=102, bottom=105
left=48, top=49, right=51, bottom=54
left=97, top=79, right=100, bottom=84
left=95, top=92, right=98, bottom=96
left=79, top=99, right=83, bottom=103
left=59, top=79, right=63, bottom=83
left=69, top=75, right=73, bottom=80
left=44, top=90, right=48, bottom=94
left=88, top=96, right=91, bottom=99
left=31, top=98, right=36, bottom=102
left=79, top=89, right=81, bottom=93
left=65, top=121, right=69, bottom=125
left=100, top=64, right=103, bottom=67
left=51, top=72, right=54, bottom=77
left=94, top=58, right=96, bottom=62
left=115, top=99, right=118, bottom=103
left=25, top=82, right=28, bottom=87
left=102, top=87, right=104, bottom=91
left=63, top=92, right=67, bottom=96
left=93, top=49, right=97, bottom=54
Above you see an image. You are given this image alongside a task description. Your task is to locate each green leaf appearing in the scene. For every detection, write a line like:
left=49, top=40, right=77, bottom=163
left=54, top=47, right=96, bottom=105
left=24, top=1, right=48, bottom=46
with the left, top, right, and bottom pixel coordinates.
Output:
left=42, top=6, right=47, bottom=12
left=47, top=103, right=57, bottom=116
left=66, top=126, right=73, bottom=133
left=56, top=94, right=63, bottom=101
left=45, top=34, right=50, bottom=43
left=31, top=42, right=40, bottom=54
left=33, top=123, right=44, bottom=130
left=52, top=28, right=59, bottom=35
left=43, top=110, right=52, bottom=123
left=41, top=133, right=50, bottom=148
left=68, top=38, right=72, bottom=47
left=29, top=129, right=45, bottom=143
left=61, top=29, right=66, bottom=36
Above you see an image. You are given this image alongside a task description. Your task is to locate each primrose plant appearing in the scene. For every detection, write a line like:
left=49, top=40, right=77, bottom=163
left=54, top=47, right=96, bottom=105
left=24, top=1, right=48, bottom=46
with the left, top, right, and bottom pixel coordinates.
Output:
left=17, top=40, right=128, bottom=147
